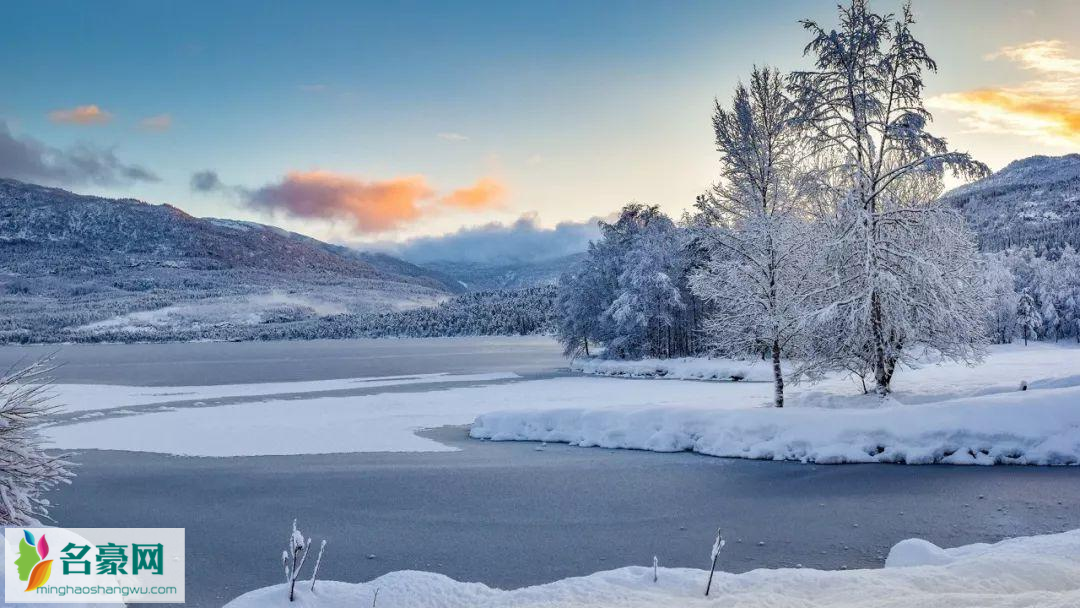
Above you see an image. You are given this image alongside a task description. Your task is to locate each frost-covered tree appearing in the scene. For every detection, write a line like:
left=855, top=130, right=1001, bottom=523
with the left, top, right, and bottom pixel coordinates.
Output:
left=790, top=0, right=990, bottom=394
left=691, top=67, right=820, bottom=407
left=0, top=361, right=74, bottom=526
left=603, top=207, right=692, bottom=358
left=1016, top=290, right=1041, bottom=346
left=555, top=246, right=617, bottom=357
left=553, top=204, right=703, bottom=360
left=992, top=244, right=1080, bottom=344
left=1041, top=300, right=1061, bottom=341
left=983, top=255, right=1018, bottom=344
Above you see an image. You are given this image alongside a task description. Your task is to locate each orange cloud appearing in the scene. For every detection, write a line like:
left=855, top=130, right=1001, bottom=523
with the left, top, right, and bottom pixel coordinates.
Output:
left=139, top=114, right=173, bottom=132
left=48, top=105, right=112, bottom=125
left=245, top=171, right=509, bottom=233
left=932, top=89, right=1080, bottom=144
left=440, top=177, right=506, bottom=210
left=929, top=40, right=1080, bottom=146
left=249, top=171, right=433, bottom=232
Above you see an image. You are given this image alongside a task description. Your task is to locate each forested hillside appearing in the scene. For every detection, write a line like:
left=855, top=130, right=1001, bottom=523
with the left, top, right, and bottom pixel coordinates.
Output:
left=942, top=154, right=1080, bottom=251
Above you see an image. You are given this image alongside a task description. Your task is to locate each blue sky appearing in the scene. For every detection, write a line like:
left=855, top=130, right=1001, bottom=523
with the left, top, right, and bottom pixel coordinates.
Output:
left=3, top=0, right=1079, bottom=245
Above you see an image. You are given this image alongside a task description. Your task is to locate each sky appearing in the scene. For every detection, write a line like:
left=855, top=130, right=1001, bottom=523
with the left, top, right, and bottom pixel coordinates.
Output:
left=2, top=0, right=1079, bottom=255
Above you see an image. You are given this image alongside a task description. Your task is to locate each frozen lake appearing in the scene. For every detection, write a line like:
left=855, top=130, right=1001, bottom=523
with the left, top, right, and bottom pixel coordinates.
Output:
left=0, top=335, right=565, bottom=385
left=5, top=337, right=1079, bottom=607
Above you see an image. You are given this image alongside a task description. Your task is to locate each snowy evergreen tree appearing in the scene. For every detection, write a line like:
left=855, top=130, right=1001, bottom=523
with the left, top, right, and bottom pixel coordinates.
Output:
left=553, top=205, right=703, bottom=360
left=0, top=361, right=74, bottom=525
left=983, top=255, right=1018, bottom=344
left=1041, top=300, right=1061, bottom=341
left=690, top=67, right=819, bottom=407
left=790, top=0, right=990, bottom=394
left=602, top=205, right=693, bottom=359
left=555, top=252, right=614, bottom=357
left=1016, top=290, right=1041, bottom=346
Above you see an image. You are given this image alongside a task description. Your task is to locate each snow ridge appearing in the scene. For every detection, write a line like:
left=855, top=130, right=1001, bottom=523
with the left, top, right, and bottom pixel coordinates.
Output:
left=471, top=383, right=1080, bottom=466
left=225, top=529, right=1080, bottom=607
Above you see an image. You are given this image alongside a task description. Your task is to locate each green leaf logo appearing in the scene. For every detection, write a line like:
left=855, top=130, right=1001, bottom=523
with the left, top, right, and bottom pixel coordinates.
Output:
left=15, top=537, right=41, bottom=581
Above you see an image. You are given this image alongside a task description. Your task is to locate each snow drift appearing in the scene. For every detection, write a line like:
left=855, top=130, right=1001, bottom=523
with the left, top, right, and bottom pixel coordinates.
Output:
left=225, top=529, right=1080, bottom=607
left=471, top=383, right=1080, bottom=465
left=570, top=356, right=773, bottom=381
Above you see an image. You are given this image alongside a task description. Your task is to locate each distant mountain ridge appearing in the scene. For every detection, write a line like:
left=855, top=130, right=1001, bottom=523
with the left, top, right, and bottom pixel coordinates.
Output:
left=0, top=178, right=457, bottom=291
left=942, top=154, right=1080, bottom=251
left=0, top=178, right=463, bottom=342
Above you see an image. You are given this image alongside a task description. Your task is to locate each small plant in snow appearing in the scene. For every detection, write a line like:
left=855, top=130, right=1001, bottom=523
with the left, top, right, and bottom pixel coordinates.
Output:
left=652, top=555, right=658, bottom=583
left=310, top=539, right=327, bottom=592
left=281, top=519, right=325, bottom=602
left=0, top=360, right=74, bottom=526
left=705, top=528, right=725, bottom=596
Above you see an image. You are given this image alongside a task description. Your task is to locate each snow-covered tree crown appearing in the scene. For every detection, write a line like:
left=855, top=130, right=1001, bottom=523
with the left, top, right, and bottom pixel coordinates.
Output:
left=790, top=0, right=989, bottom=209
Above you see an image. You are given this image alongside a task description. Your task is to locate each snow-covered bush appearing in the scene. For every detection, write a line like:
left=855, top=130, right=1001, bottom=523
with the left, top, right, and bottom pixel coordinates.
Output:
left=0, top=360, right=74, bottom=525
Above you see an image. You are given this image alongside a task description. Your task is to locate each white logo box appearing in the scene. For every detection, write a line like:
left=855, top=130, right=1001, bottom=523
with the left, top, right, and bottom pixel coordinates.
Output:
left=5, top=528, right=184, bottom=604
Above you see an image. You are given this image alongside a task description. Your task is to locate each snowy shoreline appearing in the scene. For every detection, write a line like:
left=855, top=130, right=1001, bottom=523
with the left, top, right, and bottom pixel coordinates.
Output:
left=225, top=529, right=1080, bottom=607
left=570, top=356, right=775, bottom=381
left=477, top=345, right=1080, bottom=466
left=471, top=388, right=1080, bottom=465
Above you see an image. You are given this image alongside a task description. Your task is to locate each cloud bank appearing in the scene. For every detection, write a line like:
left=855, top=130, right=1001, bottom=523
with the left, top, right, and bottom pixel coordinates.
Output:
left=247, top=171, right=433, bottom=233
left=378, top=213, right=600, bottom=264
left=930, top=40, right=1080, bottom=146
left=48, top=105, right=112, bottom=125
left=196, top=169, right=507, bottom=234
left=440, top=177, right=506, bottom=210
left=0, top=120, right=159, bottom=186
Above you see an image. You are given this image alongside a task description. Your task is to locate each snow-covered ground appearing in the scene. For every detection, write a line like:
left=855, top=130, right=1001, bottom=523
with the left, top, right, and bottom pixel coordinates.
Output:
left=49, top=372, right=519, bottom=413
left=41, top=343, right=1080, bottom=462
left=473, top=343, right=1080, bottom=465
left=572, top=343, right=1080, bottom=404
left=42, top=374, right=736, bottom=456
left=571, top=356, right=774, bottom=381
left=225, top=529, right=1080, bottom=607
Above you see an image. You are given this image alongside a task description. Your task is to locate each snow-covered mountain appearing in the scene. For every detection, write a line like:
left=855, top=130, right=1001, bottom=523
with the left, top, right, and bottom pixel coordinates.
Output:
left=942, top=154, right=1080, bottom=251
left=0, top=179, right=460, bottom=341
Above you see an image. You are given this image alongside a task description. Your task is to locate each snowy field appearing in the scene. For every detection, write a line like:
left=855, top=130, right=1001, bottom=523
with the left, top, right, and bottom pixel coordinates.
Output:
left=39, top=342, right=1080, bottom=463
left=42, top=372, right=736, bottom=456
left=475, top=343, right=1080, bottom=465
left=226, top=529, right=1080, bottom=607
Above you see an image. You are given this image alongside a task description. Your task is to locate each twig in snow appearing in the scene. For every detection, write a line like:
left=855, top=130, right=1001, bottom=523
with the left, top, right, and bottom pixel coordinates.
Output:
left=705, top=528, right=725, bottom=596
left=310, top=539, right=327, bottom=591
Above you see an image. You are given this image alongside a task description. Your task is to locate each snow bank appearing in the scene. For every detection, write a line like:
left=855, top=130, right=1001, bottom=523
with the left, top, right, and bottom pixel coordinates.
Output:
left=571, top=356, right=773, bottom=381
left=225, top=530, right=1080, bottom=607
left=471, top=382, right=1080, bottom=465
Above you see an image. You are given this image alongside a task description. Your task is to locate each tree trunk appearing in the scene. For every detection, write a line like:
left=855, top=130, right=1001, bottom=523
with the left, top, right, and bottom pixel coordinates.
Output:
left=771, top=338, right=784, bottom=408
left=870, top=292, right=891, bottom=395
